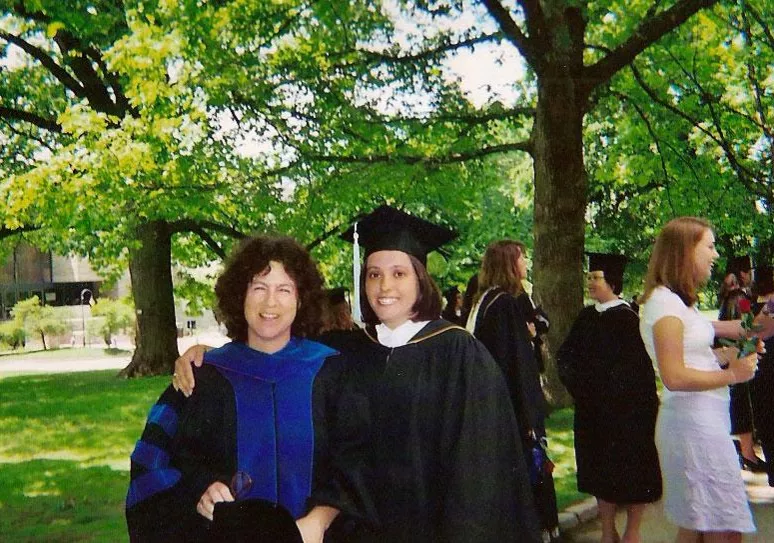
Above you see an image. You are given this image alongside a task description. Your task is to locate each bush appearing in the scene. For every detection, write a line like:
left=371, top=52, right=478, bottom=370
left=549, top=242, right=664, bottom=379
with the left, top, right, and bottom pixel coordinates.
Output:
left=0, top=320, right=26, bottom=349
left=10, top=296, right=69, bottom=350
left=90, top=298, right=135, bottom=347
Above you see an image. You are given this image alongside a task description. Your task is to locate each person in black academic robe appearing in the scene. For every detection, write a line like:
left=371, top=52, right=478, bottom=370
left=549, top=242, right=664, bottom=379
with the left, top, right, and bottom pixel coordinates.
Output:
left=557, top=253, right=661, bottom=543
left=322, top=320, right=539, bottom=542
left=751, top=267, right=774, bottom=487
left=127, top=236, right=366, bottom=542
left=172, top=206, right=542, bottom=542
left=719, top=255, right=766, bottom=472
left=466, top=240, right=558, bottom=541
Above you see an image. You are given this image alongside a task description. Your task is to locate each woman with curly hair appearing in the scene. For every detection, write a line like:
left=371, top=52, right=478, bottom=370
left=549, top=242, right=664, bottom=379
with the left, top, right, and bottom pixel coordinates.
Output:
left=126, top=235, right=361, bottom=542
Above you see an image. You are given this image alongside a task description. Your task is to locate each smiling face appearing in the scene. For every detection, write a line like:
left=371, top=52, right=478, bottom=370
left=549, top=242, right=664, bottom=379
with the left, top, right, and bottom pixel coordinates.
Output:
left=693, top=228, right=719, bottom=285
left=365, top=250, right=420, bottom=329
left=586, top=271, right=616, bottom=303
left=243, top=261, right=297, bottom=353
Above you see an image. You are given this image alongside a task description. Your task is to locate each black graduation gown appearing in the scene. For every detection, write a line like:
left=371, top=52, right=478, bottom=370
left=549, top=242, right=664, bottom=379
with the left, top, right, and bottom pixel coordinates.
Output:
left=470, top=289, right=558, bottom=534
left=471, top=289, right=548, bottom=441
left=323, top=320, right=542, bottom=543
left=556, top=304, right=662, bottom=504
left=719, top=289, right=756, bottom=434
left=750, top=302, right=774, bottom=483
left=126, top=339, right=362, bottom=542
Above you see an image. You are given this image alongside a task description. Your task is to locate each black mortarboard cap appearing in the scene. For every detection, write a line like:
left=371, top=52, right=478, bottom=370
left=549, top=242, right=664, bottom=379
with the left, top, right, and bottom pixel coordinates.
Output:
left=211, top=499, right=302, bottom=542
left=726, top=254, right=752, bottom=275
left=341, top=205, right=457, bottom=266
left=586, top=252, right=628, bottom=285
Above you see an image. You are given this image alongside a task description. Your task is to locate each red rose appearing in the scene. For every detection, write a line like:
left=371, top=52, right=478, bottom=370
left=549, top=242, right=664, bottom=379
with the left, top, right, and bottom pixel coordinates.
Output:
left=738, top=298, right=752, bottom=314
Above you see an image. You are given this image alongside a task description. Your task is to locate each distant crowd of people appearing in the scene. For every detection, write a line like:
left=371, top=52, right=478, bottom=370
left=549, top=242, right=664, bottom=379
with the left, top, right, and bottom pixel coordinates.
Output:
left=124, top=207, right=774, bottom=543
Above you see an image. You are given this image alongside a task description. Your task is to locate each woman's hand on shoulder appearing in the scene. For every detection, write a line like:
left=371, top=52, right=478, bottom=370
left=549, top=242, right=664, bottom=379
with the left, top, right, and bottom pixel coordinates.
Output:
left=172, top=344, right=211, bottom=397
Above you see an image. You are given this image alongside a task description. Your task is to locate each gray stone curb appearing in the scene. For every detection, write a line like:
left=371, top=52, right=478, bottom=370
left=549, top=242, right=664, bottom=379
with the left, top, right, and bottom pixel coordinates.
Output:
left=558, top=497, right=598, bottom=533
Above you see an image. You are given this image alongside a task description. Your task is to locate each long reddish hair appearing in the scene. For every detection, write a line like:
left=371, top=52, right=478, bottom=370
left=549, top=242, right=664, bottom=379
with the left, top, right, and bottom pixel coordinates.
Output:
left=641, top=217, right=712, bottom=307
left=477, top=240, right=527, bottom=300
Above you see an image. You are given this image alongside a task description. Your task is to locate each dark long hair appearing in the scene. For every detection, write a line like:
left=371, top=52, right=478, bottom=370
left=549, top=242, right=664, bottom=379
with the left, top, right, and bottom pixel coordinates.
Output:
left=359, top=253, right=442, bottom=326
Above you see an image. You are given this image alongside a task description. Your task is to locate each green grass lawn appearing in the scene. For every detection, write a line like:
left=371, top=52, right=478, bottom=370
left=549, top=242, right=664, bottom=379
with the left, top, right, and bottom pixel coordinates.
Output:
left=0, top=369, right=586, bottom=541
left=0, top=370, right=168, bottom=542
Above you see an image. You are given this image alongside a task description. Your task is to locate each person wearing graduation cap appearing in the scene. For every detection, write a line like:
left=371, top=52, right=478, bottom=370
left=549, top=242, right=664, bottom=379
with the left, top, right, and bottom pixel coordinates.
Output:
left=718, top=254, right=766, bottom=472
left=750, top=264, right=774, bottom=487
left=557, top=252, right=662, bottom=543
left=331, top=205, right=541, bottom=542
left=173, top=205, right=542, bottom=542
left=465, top=239, right=559, bottom=541
left=126, top=236, right=361, bottom=542
left=320, top=287, right=357, bottom=334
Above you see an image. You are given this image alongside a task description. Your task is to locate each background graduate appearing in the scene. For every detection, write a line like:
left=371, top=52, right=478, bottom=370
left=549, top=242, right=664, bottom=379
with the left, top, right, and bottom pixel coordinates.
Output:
left=174, top=205, right=542, bottom=542
left=557, top=252, right=661, bottom=543
left=126, top=236, right=360, bottom=542
left=465, top=239, right=559, bottom=541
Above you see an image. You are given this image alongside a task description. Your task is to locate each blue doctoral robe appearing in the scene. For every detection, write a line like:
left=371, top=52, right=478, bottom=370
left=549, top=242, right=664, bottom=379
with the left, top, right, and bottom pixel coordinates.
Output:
left=126, top=338, right=355, bottom=541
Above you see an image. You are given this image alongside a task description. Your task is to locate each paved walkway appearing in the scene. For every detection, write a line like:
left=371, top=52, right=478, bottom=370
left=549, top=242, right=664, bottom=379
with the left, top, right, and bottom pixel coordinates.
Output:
left=562, top=469, right=774, bottom=541
left=0, top=331, right=229, bottom=376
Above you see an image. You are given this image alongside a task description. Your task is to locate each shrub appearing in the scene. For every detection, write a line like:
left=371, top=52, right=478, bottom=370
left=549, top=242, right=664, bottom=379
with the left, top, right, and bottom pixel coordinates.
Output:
left=10, top=296, right=69, bottom=350
left=0, top=320, right=26, bottom=349
left=90, top=298, right=135, bottom=347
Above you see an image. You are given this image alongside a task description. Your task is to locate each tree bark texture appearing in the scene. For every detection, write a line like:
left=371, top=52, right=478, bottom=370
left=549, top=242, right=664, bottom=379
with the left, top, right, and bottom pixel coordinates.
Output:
left=120, top=221, right=179, bottom=377
left=530, top=6, right=588, bottom=407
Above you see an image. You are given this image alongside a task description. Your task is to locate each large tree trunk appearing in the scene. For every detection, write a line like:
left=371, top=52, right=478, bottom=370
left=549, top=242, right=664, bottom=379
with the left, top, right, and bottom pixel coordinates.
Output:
left=530, top=10, right=588, bottom=408
left=119, top=221, right=179, bottom=377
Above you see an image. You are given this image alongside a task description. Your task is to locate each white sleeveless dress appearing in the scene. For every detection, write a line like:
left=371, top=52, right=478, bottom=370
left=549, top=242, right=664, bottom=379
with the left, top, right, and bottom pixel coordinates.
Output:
left=640, top=286, right=754, bottom=533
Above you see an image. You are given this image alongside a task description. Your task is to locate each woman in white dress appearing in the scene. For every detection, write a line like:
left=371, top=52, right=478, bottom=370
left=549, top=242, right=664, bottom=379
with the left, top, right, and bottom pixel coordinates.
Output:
left=639, top=217, right=765, bottom=543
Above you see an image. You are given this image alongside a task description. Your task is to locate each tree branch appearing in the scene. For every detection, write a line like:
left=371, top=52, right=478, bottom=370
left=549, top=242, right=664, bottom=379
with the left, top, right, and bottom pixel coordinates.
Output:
left=335, top=32, right=503, bottom=70
left=307, top=141, right=532, bottom=166
left=481, top=0, right=537, bottom=67
left=0, top=224, right=40, bottom=241
left=306, top=222, right=347, bottom=251
left=630, top=64, right=764, bottom=197
left=0, top=106, right=62, bottom=132
left=583, top=0, right=718, bottom=95
left=0, top=31, right=87, bottom=99
left=168, top=219, right=247, bottom=259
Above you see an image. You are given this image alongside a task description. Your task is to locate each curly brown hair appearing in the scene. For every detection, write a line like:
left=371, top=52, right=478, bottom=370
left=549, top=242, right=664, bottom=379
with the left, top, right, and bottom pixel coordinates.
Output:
left=214, top=235, right=324, bottom=341
left=359, top=254, right=442, bottom=326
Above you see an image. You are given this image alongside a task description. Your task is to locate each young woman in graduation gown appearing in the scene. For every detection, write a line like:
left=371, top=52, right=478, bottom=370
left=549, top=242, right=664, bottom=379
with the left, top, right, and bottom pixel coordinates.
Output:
left=465, top=240, right=559, bottom=541
left=556, top=253, right=661, bottom=543
left=173, top=206, right=542, bottom=542
left=126, top=236, right=364, bottom=542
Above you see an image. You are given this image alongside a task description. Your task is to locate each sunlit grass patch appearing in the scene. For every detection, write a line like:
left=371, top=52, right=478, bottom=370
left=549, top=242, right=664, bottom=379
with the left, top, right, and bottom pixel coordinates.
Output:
left=0, top=369, right=590, bottom=539
left=0, top=371, right=168, bottom=541
left=545, top=407, right=589, bottom=510
left=0, top=459, right=129, bottom=542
